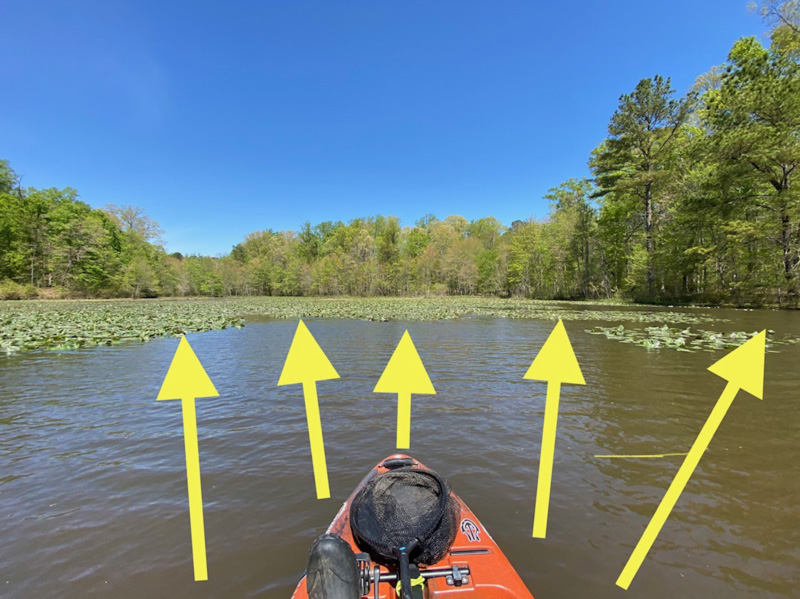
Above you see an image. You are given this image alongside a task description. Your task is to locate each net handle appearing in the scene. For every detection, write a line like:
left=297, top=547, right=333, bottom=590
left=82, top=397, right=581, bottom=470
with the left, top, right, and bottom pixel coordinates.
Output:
left=394, top=538, right=419, bottom=599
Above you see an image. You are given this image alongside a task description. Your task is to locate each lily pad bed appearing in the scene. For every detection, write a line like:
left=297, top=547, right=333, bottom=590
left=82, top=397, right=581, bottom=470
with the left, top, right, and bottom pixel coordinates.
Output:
left=1, top=296, right=727, bottom=355
left=0, top=299, right=243, bottom=354
left=585, top=324, right=798, bottom=352
left=228, top=296, right=725, bottom=325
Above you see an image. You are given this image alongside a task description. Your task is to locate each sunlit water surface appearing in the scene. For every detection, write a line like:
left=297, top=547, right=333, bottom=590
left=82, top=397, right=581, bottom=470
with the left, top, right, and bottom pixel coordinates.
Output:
left=1, top=307, right=798, bottom=599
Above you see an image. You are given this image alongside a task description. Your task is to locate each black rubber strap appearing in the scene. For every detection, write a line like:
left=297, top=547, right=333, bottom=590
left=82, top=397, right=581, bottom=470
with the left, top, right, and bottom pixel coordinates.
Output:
left=382, top=457, right=416, bottom=469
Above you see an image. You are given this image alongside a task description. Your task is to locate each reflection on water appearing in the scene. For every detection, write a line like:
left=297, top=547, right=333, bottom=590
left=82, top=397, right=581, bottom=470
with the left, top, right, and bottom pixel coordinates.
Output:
left=0, top=308, right=798, bottom=599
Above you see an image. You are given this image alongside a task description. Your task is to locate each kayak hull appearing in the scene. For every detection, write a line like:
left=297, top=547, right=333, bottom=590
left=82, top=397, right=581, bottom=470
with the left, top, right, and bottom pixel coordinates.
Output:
left=291, top=455, right=534, bottom=599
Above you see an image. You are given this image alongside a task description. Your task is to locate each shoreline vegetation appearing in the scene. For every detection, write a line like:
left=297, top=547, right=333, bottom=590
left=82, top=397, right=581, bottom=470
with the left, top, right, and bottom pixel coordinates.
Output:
left=2, top=296, right=798, bottom=355
left=2, top=4, right=799, bottom=308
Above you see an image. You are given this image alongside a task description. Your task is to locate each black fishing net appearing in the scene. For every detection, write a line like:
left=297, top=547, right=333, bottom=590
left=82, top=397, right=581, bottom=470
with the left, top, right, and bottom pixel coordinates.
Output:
left=349, top=466, right=459, bottom=565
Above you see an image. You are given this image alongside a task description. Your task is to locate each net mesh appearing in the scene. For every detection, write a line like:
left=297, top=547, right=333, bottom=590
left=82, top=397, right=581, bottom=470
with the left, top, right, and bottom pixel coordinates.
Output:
left=349, top=466, right=459, bottom=565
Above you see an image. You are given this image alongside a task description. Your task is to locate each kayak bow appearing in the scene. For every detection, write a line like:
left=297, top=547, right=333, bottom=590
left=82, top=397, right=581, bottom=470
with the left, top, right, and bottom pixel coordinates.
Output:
left=291, top=455, right=534, bottom=599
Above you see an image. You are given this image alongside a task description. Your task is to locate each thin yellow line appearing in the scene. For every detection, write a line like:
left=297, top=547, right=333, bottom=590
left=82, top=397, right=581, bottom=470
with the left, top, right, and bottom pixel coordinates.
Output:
left=594, top=452, right=689, bottom=459
left=617, top=382, right=739, bottom=589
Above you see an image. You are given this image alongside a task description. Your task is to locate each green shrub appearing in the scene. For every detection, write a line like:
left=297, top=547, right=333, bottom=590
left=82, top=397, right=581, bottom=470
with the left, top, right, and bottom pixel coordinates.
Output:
left=0, top=280, right=28, bottom=300
left=0, top=281, right=40, bottom=300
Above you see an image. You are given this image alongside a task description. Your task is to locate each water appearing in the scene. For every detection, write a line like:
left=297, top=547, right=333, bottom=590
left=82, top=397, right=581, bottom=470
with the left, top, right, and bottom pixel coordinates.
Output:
left=1, top=308, right=798, bottom=599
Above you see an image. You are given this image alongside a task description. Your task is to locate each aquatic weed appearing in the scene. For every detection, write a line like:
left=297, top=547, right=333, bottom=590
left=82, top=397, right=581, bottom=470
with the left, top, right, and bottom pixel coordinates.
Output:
left=584, top=324, right=792, bottom=353
left=0, top=296, right=730, bottom=355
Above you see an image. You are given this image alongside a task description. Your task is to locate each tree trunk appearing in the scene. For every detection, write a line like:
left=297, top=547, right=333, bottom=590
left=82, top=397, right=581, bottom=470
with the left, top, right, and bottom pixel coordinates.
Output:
left=644, top=182, right=654, bottom=295
left=775, top=170, right=795, bottom=302
left=780, top=206, right=791, bottom=281
left=779, top=197, right=796, bottom=304
left=583, top=239, right=590, bottom=298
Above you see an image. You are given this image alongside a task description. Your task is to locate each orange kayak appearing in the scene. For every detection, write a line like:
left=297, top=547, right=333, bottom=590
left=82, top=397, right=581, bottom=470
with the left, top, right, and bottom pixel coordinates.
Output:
left=291, top=455, right=534, bottom=599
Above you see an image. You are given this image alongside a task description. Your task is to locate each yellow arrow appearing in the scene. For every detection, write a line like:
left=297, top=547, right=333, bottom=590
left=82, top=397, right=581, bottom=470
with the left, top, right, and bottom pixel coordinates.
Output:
left=157, top=335, right=219, bottom=582
left=374, top=330, right=435, bottom=449
left=278, top=320, right=339, bottom=499
left=616, top=330, right=766, bottom=590
left=524, top=319, right=585, bottom=539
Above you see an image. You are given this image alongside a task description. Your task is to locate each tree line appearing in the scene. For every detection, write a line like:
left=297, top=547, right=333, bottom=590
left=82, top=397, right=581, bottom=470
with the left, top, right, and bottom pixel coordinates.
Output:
left=1, top=1, right=798, bottom=305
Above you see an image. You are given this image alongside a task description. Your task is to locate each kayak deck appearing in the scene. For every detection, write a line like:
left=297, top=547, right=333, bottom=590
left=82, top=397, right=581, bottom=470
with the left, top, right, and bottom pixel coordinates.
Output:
left=291, top=455, right=534, bottom=599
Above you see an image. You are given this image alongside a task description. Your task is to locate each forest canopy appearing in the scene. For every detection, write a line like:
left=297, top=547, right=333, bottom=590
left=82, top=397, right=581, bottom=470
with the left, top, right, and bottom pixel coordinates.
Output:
left=2, top=1, right=799, bottom=306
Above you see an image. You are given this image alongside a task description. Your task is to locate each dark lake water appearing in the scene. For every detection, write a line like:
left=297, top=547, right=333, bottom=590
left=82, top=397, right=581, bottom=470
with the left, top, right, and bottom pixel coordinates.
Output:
left=1, top=308, right=798, bottom=599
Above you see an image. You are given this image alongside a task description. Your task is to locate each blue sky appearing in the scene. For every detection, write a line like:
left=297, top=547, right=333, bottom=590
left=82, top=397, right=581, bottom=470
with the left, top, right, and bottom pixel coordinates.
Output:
left=1, top=1, right=766, bottom=256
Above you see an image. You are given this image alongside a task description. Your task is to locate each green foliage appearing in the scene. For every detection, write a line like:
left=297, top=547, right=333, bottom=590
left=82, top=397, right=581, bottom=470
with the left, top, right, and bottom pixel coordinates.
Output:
left=591, top=75, right=695, bottom=294
left=1, top=3, right=798, bottom=307
left=0, top=280, right=38, bottom=300
left=753, top=0, right=800, bottom=55
left=702, top=33, right=800, bottom=300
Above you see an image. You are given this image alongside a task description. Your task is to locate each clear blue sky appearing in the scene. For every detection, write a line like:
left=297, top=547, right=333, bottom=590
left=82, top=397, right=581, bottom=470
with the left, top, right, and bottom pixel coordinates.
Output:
left=1, top=1, right=767, bottom=256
